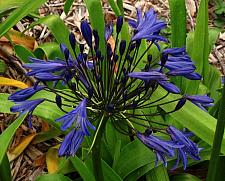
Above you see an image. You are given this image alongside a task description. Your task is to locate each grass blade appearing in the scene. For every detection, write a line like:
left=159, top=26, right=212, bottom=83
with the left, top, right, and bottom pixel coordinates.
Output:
left=0, top=114, right=27, bottom=164
left=206, top=84, right=225, bottom=181
left=0, top=0, right=47, bottom=38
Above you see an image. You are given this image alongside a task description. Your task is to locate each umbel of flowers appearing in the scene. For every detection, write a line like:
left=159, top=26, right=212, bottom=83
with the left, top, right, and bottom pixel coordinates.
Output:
left=9, top=8, right=213, bottom=179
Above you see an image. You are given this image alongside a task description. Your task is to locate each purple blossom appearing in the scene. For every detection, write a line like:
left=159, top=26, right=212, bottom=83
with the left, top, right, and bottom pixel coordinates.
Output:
left=10, top=99, right=45, bottom=128
left=81, top=20, right=92, bottom=47
left=129, top=8, right=167, bottom=42
left=58, top=129, right=85, bottom=157
left=56, top=98, right=95, bottom=135
left=137, top=131, right=183, bottom=167
left=128, top=71, right=166, bottom=81
left=34, top=73, right=62, bottom=81
left=157, top=80, right=180, bottom=94
left=160, top=47, right=201, bottom=80
left=167, top=126, right=202, bottom=169
left=185, top=95, right=214, bottom=111
left=9, top=85, right=45, bottom=102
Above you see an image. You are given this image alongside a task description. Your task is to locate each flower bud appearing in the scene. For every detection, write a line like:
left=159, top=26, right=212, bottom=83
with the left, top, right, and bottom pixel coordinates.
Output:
left=116, top=16, right=123, bottom=34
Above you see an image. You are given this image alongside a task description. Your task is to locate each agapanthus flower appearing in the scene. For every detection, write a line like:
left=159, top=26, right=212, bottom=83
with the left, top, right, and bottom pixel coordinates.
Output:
left=160, top=47, right=201, bottom=80
left=167, top=126, right=202, bottom=169
left=185, top=95, right=214, bottom=111
left=8, top=7, right=211, bottom=171
left=129, top=8, right=167, bottom=42
left=137, top=130, right=183, bottom=167
left=9, top=85, right=45, bottom=102
left=10, top=99, right=44, bottom=127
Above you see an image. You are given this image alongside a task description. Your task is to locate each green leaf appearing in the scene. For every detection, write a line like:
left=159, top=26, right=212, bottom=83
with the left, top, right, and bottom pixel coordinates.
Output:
left=108, top=0, right=121, bottom=16
left=170, top=173, right=201, bottom=181
left=83, top=0, right=105, bottom=55
left=116, top=0, right=124, bottom=16
left=14, top=45, right=35, bottom=63
left=34, top=42, right=64, bottom=59
left=64, top=0, right=74, bottom=15
left=146, top=165, right=170, bottom=181
left=186, top=0, right=209, bottom=94
left=0, top=154, right=11, bottom=181
left=35, top=174, right=72, bottom=181
left=0, top=0, right=47, bottom=38
left=114, top=139, right=155, bottom=179
left=27, top=15, right=75, bottom=55
left=0, top=0, right=27, bottom=16
left=168, top=0, right=186, bottom=47
left=153, top=87, right=225, bottom=155
left=70, top=156, right=96, bottom=181
left=102, top=160, right=123, bottom=181
left=206, top=84, right=225, bottom=181
left=0, top=114, right=27, bottom=164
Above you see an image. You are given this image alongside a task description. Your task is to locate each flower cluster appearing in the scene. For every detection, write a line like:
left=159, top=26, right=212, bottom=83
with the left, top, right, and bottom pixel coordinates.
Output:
left=9, top=8, right=214, bottom=169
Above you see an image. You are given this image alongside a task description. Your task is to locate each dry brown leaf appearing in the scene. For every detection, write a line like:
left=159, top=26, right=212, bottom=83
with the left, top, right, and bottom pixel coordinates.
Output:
left=46, top=147, right=61, bottom=173
left=7, top=133, right=36, bottom=162
left=0, top=29, right=38, bottom=50
left=41, top=121, right=50, bottom=132
left=34, top=155, right=46, bottom=167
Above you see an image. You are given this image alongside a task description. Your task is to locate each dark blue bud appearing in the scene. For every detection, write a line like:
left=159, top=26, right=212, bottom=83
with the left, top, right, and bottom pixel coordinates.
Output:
left=83, top=53, right=88, bottom=61
left=96, top=75, right=101, bottom=82
left=93, top=30, right=99, bottom=50
left=107, top=43, right=113, bottom=58
left=96, top=50, right=101, bottom=59
left=80, top=44, right=84, bottom=53
left=69, top=32, right=76, bottom=49
left=64, top=48, right=69, bottom=60
left=161, top=53, right=168, bottom=66
left=129, top=43, right=136, bottom=52
left=114, top=79, right=119, bottom=85
left=119, top=40, right=126, bottom=55
left=88, top=87, right=93, bottom=98
left=144, top=129, right=153, bottom=135
left=148, top=54, right=152, bottom=63
left=116, top=16, right=123, bottom=34
left=106, top=104, right=114, bottom=113
left=114, top=54, right=119, bottom=62
left=55, top=95, right=62, bottom=108
left=71, top=82, right=76, bottom=92
left=81, top=20, right=93, bottom=47
left=136, top=39, right=141, bottom=47
left=175, top=98, right=186, bottom=111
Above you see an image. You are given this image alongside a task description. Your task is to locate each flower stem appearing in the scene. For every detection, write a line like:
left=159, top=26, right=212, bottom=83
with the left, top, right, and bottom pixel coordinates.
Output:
left=92, top=115, right=108, bottom=181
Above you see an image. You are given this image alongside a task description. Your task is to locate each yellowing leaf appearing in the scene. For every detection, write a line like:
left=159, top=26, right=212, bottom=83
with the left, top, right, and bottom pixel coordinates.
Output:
left=7, top=133, right=36, bottom=162
left=46, top=147, right=61, bottom=173
left=0, top=77, right=29, bottom=89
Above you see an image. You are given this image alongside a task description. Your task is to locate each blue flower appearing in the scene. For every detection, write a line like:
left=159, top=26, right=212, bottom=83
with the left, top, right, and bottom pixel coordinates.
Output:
left=34, top=73, right=62, bottom=81
left=128, top=71, right=166, bottom=81
left=10, top=99, right=45, bottom=114
left=161, top=47, right=201, bottom=80
left=157, top=80, right=180, bottom=94
left=58, top=129, right=85, bottom=157
left=10, top=99, right=45, bottom=128
left=167, top=126, right=202, bottom=169
left=185, top=95, right=214, bottom=111
left=137, top=131, right=183, bottom=167
left=81, top=20, right=92, bottom=47
left=56, top=98, right=95, bottom=135
left=130, top=8, right=167, bottom=41
left=9, top=85, right=45, bottom=102
left=23, top=58, right=67, bottom=76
